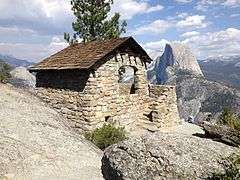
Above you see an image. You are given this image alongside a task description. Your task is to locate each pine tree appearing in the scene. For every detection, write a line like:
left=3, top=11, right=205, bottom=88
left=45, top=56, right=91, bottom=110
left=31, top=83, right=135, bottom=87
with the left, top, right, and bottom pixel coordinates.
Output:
left=64, top=0, right=127, bottom=44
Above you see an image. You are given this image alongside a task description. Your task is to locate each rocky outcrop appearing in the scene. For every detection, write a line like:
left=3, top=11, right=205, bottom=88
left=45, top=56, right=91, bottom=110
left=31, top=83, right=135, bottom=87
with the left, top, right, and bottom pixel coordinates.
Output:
left=148, top=43, right=203, bottom=84
left=9, top=66, right=36, bottom=89
left=102, top=132, right=237, bottom=180
left=203, top=121, right=240, bottom=147
left=0, top=84, right=103, bottom=179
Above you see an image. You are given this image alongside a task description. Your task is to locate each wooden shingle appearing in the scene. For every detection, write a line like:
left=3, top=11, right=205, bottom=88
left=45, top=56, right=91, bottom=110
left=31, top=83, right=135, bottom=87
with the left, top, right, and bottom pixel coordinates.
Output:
left=29, top=37, right=152, bottom=71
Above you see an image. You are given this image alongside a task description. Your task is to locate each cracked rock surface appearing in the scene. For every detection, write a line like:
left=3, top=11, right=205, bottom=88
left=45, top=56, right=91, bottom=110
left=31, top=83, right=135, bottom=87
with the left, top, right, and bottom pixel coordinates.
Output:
left=102, top=132, right=237, bottom=180
left=0, top=84, right=103, bottom=180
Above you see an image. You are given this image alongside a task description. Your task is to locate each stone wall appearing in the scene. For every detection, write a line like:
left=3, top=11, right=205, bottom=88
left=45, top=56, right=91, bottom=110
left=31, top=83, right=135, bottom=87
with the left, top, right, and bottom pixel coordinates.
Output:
left=36, top=70, right=99, bottom=132
left=35, top=53, right=180, bottom=134
left=90, top=54, right=149, bottom=133
left=148, top=85, right=181, bottom=128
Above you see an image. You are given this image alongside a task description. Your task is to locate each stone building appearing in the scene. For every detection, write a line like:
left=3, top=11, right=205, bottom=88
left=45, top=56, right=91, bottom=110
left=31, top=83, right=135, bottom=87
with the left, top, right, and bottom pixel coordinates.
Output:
left=29, top=37, right=180, bottom=133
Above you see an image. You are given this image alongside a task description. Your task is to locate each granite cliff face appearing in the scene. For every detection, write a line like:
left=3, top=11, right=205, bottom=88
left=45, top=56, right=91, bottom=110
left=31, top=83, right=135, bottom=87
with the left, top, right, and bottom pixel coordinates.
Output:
left=148, top=43, right=203, bottom=84
left=148, top=43, right=240, bottom=122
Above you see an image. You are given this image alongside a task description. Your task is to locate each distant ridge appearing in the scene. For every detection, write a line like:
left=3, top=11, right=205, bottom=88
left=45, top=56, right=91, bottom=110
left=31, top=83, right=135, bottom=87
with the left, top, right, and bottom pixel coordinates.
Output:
left=199, top=55, right=240, bottom=88
left=0, top=54, right=34, bottom=67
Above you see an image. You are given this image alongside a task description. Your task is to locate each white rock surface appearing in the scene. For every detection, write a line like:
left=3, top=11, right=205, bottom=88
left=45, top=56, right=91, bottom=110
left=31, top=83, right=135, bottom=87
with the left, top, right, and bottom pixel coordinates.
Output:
left=161, top=122, right=205, bottom=136
left=0, top=84, right=103, bottom=180
left=9, top=66, right=36, bottom=88
left=149, top=43, right=204, bottom=84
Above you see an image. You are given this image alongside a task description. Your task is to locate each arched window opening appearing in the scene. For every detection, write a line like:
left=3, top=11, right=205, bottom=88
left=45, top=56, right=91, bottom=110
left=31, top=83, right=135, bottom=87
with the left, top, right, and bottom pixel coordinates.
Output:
left=118, top=65, right=138, bottom=94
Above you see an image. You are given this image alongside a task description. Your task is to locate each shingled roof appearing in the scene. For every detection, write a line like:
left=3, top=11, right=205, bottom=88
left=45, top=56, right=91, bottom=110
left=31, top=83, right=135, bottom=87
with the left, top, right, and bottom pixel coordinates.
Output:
left=29, top=37, right=152, bottom=71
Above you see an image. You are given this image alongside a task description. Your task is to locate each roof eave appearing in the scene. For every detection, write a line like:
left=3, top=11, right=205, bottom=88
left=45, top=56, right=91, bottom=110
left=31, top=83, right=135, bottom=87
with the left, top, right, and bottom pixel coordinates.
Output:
left=28, top=66, right=91, bottom=72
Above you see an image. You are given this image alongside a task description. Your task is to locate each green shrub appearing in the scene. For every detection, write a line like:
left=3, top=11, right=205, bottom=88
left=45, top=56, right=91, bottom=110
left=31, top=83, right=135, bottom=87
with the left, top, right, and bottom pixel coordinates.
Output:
left=218, top=107, right=240, bottom=131
left=208, top=150, right=240, bottom=179
left=0, top=61, right=12, bottom=83
left=85, top=124, right=128, bottom=150
left=0, top=74, right=6, bottom=82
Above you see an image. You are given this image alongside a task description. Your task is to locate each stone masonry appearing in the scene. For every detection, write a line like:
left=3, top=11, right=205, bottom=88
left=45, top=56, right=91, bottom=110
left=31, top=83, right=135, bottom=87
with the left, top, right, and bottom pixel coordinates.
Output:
left=35, top=53, right=181, bottom=134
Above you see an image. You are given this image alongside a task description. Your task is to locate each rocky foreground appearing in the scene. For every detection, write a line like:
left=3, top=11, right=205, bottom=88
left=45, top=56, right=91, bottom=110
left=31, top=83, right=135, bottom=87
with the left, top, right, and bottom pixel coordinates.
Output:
left=0, top=84, right=103, bottom=179
left=102, top=132, right=237, bottom=180
left=0, top=83, right=238, bottom=180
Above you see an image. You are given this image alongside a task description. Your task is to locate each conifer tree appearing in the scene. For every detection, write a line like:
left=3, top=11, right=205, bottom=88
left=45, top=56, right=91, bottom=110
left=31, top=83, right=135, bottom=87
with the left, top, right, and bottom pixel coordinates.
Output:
left=64, top=0, right=127, bottom=44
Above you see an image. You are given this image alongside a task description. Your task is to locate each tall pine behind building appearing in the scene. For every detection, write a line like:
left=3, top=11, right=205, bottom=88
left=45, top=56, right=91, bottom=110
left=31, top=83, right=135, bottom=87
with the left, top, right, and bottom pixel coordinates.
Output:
left=64, top=0, right=127, bottom=44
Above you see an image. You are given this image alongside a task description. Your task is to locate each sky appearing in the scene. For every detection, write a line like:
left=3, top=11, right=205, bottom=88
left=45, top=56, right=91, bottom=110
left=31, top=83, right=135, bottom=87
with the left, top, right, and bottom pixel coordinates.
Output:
left=0, top=0, right=239, bottom=62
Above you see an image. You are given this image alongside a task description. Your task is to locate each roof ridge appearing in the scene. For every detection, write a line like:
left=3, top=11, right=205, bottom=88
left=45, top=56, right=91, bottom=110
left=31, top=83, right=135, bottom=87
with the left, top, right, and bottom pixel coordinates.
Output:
left=74, top=36, right=131, bottom=45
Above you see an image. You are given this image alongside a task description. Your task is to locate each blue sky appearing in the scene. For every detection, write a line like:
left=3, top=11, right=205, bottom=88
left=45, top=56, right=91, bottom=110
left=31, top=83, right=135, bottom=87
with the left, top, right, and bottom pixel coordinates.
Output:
left=0, top=0, right=239, bottom=62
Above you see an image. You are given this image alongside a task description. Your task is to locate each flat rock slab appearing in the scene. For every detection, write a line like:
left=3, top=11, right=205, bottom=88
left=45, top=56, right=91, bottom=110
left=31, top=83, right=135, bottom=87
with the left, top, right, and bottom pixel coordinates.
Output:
left=102, top=132, right=237, bottom=180
left=0, top=84, right=103, bottom=179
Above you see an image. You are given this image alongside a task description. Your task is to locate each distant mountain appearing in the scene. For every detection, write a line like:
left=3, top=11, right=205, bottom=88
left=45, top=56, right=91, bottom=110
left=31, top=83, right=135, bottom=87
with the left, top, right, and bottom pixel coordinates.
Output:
left=148, top=44, right=240, bottom=122
left=148, top=43, right=203, bottom=84
left=199, top=56, right=240, bottom=88
left=0, top=54, right=34, bottom=67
